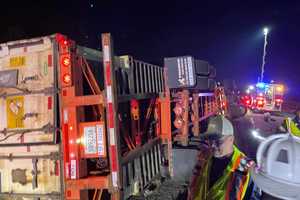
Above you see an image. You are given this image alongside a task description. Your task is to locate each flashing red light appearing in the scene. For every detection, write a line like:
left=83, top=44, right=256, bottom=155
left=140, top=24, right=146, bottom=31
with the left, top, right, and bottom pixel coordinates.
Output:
left=56, top=34, right=69, bottom=47
left=275, top=98, right=283, bottom=103
left=61, top=56, right=71, bottom=67
left=257, top=100, right=264, bottom=106
left=63, top=74, right=71, bottom=84
left=246, top=100, right=250, bottom=105
left=63, top=40, right=68, bottom=46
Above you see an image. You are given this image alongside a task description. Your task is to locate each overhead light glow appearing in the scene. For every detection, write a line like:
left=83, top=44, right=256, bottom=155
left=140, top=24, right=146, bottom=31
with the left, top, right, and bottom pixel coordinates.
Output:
left=276, top=86, right=284, bottom=92
left=249, top=85, right=254, bottom=90
left=263, top=27, right=269, bottom=36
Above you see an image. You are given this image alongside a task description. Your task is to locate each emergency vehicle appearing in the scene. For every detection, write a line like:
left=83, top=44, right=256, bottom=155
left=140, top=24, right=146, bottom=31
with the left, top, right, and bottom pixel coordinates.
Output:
left=242, top=82, right=284, bottom=112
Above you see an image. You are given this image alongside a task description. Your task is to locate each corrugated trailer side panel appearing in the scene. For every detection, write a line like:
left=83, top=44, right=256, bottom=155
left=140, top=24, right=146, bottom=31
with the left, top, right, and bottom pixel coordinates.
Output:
left=0, top=35, right=61, bottom=199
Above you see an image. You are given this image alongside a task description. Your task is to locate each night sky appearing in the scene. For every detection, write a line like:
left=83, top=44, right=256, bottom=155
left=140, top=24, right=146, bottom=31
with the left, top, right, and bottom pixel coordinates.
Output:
left=1, top=1, right=300, bottom=99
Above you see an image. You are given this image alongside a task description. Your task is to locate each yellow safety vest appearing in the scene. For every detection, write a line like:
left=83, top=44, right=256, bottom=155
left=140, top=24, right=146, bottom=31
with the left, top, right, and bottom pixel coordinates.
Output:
left=193, top=146, right=250, bottom=200
left=284, top=118, right=300, bottom=137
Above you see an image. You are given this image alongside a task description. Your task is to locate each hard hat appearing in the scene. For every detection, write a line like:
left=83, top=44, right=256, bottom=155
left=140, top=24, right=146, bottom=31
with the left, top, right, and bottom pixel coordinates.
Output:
left=201, top=115, right=233, bottom=140
left=251, top=134, right=300, bottom=200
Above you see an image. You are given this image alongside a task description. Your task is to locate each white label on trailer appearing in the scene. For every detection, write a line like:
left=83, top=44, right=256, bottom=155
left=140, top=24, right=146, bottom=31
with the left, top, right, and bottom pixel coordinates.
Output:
left=103, top=46, right=110, bottom=62
left=106, top=86, right=112, bottom=103
left=184, top=57, right=189, bottom=86
left=109, top=128, right=115, bottom=145
left=177, top=59, right=182, bottom=81
left=187, top=56, right=194, bottom=85
left=70, top=160, right=76, bottom=179
left=177, top=58, right=186, bottom=86
left=84, top=126, right=97, bottom=154
left=96, top=125, right=104, bottom=156
left=112, top=171, right=118, bottom=187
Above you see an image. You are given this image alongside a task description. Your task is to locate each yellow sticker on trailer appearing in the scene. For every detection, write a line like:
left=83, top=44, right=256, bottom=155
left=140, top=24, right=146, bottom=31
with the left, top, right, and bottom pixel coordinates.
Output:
left=6, top=96, right=24, bottom=128
left=10, top=56, right=26, bottom=67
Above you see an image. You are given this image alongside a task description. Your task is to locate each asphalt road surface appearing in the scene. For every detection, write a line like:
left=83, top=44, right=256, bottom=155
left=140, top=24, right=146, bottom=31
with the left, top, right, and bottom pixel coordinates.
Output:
left=232, top=110, right=287, bottom=160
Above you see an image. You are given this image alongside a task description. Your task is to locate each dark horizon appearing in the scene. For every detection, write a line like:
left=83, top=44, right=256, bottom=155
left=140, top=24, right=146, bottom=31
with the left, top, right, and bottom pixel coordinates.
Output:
left=1, top=0, right=300, bottom=99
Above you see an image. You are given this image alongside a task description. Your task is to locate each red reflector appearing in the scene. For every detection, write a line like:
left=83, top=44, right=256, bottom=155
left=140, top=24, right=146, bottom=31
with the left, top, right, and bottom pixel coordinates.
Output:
left=48, top=54, right=53, bottom=67
left=63, top=124, right=70, bottom=162
left=48, top=96, right=52, bottom=110
left=63, top=74, right=71, bottom=84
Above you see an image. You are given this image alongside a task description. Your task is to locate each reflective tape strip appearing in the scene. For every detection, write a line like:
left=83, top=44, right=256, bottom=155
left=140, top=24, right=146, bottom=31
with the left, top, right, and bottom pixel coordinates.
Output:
left=108, top=103, right=114, bottom=128
left=106, top=86, right=112, bottom=103
left=105, top=63, right=111, bottom=85
left=198, top=93, right=214, bottom=97
left=110, top=146, right=117, bottom=171
left=109, top=128, right=115, bottom=145
left=63, top=109, right=68, bottom=123
left=112, top=171, right=118, bottom=187
left=103, top=46, right=110, bottom=62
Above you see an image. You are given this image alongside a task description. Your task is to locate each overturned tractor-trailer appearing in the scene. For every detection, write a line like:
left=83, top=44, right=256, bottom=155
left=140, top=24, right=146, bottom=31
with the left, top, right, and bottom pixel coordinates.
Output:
left=0, top=33, right=225, bottom=200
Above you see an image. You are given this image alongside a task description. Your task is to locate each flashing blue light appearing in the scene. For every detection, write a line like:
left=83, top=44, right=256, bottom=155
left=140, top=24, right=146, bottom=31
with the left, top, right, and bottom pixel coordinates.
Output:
left=256, top=82, right=266, bottom=88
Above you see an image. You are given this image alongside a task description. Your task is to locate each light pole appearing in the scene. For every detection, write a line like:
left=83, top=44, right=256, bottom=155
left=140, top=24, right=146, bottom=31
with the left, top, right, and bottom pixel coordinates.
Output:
left=260, top=27, right=269, bottom=82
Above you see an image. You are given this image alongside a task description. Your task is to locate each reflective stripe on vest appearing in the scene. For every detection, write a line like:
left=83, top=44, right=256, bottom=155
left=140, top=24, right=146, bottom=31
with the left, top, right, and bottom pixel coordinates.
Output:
left=285, top=118, right=300, bottom=137
left=193, top=146, right=250, bottom=200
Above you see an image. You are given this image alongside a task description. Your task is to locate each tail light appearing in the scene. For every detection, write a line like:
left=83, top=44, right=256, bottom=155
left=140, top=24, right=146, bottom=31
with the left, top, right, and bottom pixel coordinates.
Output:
left=57, top=34, right=72, bottom=87
left=246, top=100, right=250, bottom=105
left=275, top=98, right=283, bottom=106
left=56, top=34, right=69, bottom=49
left=61, top=56, right=71, bottom=67
left=63, top=74, right=71, bottom=84
left=257, top=100, right=264, bottom=106
left=62, top=39, right=69, bottom=46
left=60, top=54, right=72, bottom=87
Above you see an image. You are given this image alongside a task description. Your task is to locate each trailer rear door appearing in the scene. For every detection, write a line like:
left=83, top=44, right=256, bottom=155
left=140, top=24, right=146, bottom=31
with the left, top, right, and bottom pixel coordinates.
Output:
left=0, top=35, right=61, bottom=199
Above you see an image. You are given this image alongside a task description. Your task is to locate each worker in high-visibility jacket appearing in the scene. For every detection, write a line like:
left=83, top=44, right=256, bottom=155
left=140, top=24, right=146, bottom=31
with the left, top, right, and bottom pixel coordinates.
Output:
left=279, top=109, right=300, bottom=137
left=189, top=115, right=260, bottom=200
